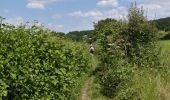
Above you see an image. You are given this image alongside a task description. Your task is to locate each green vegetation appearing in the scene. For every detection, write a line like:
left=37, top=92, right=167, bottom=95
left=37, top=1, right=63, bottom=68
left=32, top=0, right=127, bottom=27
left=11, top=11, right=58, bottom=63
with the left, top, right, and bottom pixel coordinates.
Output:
left=66, top=30, right=93, bottom=41
left=160, top=40, right=170, bottom=49
left=161, top=32, right=170, bottom=40
left=0, top=19, right=92, bottom=99
left=153, top=17, right=170, bottom=32
left=160, top=40, right=170, bottom=68
left=91, top=3, right=170, bottom=100
left=0, top=2, right=170, bottom=100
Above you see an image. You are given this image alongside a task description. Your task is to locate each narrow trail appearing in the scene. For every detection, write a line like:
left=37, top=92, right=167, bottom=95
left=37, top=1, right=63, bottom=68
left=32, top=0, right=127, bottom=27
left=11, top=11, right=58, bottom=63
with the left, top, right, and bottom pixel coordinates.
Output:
left=156, top=79, right=170, bottom=100
left=80, top=76, right=94, bottom=100
left=80, top=55, right=97, bottom=100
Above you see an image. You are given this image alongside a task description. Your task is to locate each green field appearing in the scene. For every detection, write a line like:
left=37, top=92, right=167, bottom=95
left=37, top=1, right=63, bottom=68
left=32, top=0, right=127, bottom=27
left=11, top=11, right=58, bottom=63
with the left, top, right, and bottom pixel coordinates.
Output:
left=160, top=40, right=170, bottom=49
left=160, top=40, right=170, bottom=67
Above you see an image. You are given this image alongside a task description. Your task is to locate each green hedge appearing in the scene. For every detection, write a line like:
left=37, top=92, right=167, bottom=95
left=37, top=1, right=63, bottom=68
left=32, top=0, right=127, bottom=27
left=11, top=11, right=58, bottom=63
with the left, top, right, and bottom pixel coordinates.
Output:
left=0, top=24, right=91, bottom=99
left=92, top=4, right=160, bottom=99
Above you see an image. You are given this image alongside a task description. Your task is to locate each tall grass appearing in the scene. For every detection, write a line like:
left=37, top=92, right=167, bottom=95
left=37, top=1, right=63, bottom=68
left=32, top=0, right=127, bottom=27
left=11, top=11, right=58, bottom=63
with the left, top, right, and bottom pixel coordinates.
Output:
left=91, top=40, right=170, bottom=100
left=160, top=40, right=170, bottom=64
left=129, top=41, right=170, bottom=100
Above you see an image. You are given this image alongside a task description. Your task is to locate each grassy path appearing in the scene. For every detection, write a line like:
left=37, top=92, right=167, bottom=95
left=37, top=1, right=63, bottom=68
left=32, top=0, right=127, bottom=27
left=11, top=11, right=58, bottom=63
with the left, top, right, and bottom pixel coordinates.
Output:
left=158, top=40, right=170, bottom=100
left=80, top=40, right=170, bottom=100
left=80, top=55, right=97, bottom=100
left=80, top=77, right=94, bottom=100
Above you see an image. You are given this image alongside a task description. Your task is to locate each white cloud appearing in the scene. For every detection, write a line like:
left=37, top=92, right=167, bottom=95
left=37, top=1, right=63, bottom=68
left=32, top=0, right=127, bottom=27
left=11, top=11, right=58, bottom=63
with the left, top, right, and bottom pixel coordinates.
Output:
left=27, top=3, right=45, bottom=9
left=68, top=10, right=103, bottom=17
left=65, top=0, right=170, bottom=32
left=134, top=0, right=170, bottom=19
left=26, top=0, right=57, bottom=9
left=5, top=16, right=25, bottom=25
left=96, top=0, right=170, bottom=20
left=105, top=7, right=127, bottom=19
left=47, top=23, right=64, bottom=31
left=57, top=25, right=64, bottom=28
left=94, top=0, right=128, bottom=21
left=3, top=16, right=64, bottom=32
left=97, top=0, right=118, bottom=7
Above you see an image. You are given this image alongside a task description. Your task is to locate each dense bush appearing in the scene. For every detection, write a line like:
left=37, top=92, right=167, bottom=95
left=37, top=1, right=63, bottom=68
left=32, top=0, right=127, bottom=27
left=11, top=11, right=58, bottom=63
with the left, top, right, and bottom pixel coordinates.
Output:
left=93, top=18, right=132, bottom=98
left=0, top=22, right=91, bottom=99
left=93, top=3, right=160, bottom=99
left=124, top=4, right=159, bottom=69
left=161, top=32, right=170, bottom=40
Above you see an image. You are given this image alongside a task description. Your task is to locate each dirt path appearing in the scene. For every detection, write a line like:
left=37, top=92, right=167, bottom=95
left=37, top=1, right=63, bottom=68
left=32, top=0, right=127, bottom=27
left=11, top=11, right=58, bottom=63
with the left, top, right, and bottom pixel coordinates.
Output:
left=80, top=76, right=94, bottom=100
left=80, top=55, right=97, bottom=100
left=156, top=79, right=170, bottom=100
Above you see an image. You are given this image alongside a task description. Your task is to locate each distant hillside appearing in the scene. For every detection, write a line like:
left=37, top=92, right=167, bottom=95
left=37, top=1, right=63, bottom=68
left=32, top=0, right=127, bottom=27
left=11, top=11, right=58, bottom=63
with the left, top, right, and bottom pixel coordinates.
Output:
left=66, top=30, right=93, bottom=41
left=65, top=17, right=170, bottom=41
left=152, top=17, right=170, bottom=31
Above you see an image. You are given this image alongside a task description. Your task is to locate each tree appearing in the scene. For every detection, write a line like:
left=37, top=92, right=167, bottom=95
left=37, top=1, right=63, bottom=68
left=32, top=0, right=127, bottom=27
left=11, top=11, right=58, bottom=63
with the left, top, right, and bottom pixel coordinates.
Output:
left=123, top=3, right=159, bottom=68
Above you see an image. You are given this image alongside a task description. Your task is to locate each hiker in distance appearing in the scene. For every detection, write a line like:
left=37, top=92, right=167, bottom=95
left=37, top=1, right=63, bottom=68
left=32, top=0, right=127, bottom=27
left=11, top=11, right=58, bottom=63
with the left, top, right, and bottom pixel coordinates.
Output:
left=89, top=44, right=95, bottom=54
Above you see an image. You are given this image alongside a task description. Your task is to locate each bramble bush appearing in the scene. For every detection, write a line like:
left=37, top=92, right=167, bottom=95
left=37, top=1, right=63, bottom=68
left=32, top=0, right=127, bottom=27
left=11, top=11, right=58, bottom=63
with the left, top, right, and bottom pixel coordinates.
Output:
left=0, top=20, right=91, bottom=99
left=93, top=3, right=161, bottom=99
left=93, top=18, right=134, bottom=98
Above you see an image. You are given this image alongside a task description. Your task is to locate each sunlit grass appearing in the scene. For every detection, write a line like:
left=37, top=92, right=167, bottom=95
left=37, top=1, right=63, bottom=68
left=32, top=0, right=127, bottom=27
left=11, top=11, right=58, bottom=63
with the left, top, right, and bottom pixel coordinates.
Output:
left=91, top=40, right=170, bottom=100
left=159, top=40, right=170, bottom=68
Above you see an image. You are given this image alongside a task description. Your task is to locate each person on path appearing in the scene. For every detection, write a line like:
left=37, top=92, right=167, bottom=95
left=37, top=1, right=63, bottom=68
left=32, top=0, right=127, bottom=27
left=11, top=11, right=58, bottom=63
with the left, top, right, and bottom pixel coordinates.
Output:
left=89, top=44, right=94, bottom=54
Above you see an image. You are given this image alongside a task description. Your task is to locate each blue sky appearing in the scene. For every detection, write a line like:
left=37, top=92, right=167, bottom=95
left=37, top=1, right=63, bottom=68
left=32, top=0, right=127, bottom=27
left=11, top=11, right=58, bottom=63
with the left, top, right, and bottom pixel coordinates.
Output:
left=1, top=0, right=170, bottom=33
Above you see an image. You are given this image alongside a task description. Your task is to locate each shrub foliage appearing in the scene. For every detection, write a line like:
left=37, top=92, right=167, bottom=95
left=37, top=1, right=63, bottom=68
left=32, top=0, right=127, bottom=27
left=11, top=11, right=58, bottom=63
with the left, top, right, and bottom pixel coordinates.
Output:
left=0, top=20, right=91, bottom=99
left=93, top=3, right=160, bottom=99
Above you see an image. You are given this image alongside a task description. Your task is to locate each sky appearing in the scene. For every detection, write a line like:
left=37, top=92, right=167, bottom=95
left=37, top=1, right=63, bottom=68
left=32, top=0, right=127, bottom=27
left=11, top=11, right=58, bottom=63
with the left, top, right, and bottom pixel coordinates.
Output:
left=1, top=0, right=170, bottom=33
